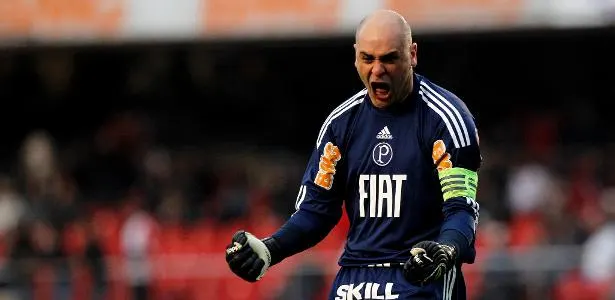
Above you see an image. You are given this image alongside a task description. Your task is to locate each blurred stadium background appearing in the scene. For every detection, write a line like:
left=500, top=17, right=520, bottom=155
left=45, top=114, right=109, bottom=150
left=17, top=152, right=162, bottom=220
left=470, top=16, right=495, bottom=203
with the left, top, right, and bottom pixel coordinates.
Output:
left=0, top=0, right=615, bottom=299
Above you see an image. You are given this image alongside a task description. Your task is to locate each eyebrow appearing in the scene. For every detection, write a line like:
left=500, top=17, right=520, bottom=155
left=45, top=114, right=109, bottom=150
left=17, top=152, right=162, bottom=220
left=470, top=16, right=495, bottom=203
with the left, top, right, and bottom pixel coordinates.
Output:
left=359, top=50, right=400, bottom=59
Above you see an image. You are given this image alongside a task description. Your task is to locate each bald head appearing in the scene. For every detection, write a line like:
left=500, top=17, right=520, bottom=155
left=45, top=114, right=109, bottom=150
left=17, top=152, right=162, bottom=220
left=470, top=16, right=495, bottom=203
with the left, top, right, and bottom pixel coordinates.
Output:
left=355, top=10, right=412, bottom=46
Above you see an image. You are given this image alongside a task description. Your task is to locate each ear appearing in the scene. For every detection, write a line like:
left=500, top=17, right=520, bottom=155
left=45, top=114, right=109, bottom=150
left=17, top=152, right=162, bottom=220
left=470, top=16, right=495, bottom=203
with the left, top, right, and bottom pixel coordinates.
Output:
left=410, top=42, right=418, bottom=67
left=353, top=43, right=359, bottom=67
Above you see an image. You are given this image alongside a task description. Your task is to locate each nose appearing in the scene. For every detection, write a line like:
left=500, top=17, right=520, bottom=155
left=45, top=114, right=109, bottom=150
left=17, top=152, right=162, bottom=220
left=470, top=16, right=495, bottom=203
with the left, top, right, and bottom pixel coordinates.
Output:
left=372, top=61, right=386, bottom=77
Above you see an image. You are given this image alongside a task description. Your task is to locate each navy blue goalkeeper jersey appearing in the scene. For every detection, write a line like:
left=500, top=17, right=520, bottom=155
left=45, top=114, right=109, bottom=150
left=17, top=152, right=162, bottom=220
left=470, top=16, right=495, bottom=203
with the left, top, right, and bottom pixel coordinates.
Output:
left=293, top=73, right=481, bottom=266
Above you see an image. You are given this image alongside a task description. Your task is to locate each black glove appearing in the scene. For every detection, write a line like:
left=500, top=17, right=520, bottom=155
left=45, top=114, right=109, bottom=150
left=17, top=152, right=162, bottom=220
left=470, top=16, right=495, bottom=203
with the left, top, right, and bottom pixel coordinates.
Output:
left=225, top=230, right=281, bottom=282
left=403, top=241, right=456, bottom=286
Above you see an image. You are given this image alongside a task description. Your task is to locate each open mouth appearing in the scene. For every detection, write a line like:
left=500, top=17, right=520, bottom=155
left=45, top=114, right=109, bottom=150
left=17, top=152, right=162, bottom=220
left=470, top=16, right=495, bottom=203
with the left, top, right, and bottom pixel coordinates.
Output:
left=371, top=81, right=391, bottom=100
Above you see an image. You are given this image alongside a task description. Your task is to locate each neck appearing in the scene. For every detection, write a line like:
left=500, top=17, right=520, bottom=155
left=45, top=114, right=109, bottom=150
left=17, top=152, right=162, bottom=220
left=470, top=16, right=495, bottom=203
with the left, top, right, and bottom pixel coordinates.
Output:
left=402, top=73, right=414, bottom=101
left=394, top=72, right=414, bottom=105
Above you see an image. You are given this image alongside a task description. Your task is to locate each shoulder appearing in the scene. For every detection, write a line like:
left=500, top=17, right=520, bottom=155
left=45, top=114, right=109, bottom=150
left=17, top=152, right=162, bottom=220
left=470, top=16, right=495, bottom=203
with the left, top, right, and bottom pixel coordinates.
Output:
left=315, top=88, right=367, bottom=148
left=417, top=75, right=475, bottom=120
left=416, top=75, right=478, bottom=148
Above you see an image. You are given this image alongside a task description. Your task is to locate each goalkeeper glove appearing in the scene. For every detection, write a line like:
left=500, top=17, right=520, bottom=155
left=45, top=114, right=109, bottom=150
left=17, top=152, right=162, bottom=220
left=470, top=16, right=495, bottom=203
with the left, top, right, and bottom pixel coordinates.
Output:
left=225, top=230, right=282, bottom=282
left=403, top=241, right=456, bottom=286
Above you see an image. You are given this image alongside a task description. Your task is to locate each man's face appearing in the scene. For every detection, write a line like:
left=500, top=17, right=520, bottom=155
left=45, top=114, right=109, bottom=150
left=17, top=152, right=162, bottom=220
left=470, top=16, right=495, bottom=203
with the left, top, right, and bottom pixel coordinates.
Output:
left=354, top=31, right=417, bottom=108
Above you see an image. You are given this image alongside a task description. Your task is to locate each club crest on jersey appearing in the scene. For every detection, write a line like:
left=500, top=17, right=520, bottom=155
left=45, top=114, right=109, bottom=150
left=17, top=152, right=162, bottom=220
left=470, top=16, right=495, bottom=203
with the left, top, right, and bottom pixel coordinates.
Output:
left=314, top=142, right=342, bottom=190
left=372, top=142, right=393, bottom=167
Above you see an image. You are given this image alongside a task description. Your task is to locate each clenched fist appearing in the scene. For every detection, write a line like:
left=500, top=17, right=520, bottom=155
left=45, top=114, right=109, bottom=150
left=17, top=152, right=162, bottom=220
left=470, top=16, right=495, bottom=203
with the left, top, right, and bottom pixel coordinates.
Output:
left=225, top=230, right=279, bottom=282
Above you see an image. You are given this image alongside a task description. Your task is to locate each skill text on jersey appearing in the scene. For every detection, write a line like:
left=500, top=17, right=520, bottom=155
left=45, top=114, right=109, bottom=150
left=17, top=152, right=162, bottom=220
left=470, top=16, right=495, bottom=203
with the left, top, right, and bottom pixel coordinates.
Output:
left=336, top=282, right=399, bottom=300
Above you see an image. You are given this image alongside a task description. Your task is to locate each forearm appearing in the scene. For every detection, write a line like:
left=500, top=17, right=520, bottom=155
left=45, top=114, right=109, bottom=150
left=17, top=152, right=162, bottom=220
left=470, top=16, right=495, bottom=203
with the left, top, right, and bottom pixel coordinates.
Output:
left=437, top=197, right=478, bottom=263
left=270, top=208, right=340, bottom=264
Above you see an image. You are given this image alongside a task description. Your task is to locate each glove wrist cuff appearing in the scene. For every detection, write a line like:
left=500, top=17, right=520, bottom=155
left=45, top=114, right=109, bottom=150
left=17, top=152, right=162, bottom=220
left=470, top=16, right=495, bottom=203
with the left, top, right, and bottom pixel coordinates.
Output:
left=441, top=244, right=456, bottom=257
left=437, top=241, right=458, bottom=259
left=262, top=237, right=284, bottom=266
left=439, top=243, right=458, bottom=270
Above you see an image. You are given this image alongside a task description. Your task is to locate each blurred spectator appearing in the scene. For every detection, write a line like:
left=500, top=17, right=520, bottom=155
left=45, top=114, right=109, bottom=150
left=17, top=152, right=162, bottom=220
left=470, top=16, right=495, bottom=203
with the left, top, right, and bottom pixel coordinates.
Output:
left=580, top=187, right=615, bottom=283
left=506, top=163, right=554, bottom=216
left=121, top=195, right=156, bottom=300
left=0, top=176, right=26, bottom=237
left=19, top=130, right=58, bottom=197
left=80, top=218, right=108, bottom=300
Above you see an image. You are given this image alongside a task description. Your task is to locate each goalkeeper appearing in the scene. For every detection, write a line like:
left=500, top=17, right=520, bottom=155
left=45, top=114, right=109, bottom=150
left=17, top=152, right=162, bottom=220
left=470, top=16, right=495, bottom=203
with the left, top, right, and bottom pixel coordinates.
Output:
left=225, top=9, right=482, bottom=300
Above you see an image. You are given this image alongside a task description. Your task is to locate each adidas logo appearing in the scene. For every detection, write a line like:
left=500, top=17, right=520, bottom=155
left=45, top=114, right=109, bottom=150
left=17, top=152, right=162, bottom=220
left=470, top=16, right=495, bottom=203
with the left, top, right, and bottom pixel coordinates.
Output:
left=376, top=126, right=393, bottom=139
